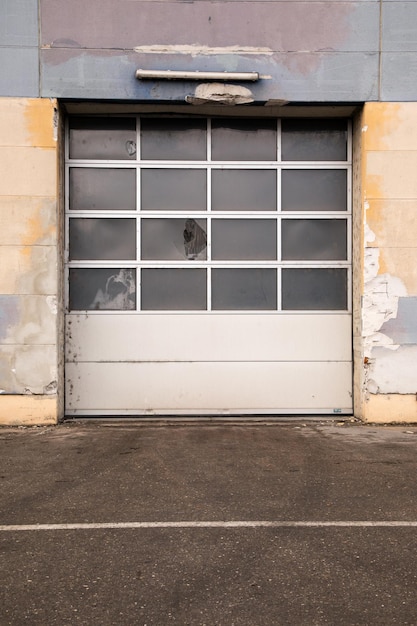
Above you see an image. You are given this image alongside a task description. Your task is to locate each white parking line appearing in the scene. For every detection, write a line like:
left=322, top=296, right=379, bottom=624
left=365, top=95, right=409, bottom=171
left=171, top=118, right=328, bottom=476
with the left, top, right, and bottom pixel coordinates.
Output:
left=1, top=521, right=417, bottom=531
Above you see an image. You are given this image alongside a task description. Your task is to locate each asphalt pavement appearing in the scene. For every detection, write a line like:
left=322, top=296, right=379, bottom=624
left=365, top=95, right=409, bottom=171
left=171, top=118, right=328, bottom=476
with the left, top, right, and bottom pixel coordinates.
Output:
left=1, top=420, right=417, bottom=625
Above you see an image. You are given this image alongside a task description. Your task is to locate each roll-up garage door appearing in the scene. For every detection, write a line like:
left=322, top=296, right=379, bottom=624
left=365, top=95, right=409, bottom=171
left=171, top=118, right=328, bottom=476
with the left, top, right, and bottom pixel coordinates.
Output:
left=65, top=115, right=352, bottom=416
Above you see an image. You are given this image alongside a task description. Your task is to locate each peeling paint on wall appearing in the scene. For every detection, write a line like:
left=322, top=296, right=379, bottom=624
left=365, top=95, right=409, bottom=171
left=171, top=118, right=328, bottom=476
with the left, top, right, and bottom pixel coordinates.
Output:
left=362, top=103, right=417, bottom=405
left=368, top=346, right=417, bottom=395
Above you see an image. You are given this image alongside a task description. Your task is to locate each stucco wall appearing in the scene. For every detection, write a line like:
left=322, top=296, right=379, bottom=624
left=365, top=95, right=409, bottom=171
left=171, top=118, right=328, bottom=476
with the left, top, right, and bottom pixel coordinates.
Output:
left=39, top=0, right=381, bottom=103
left=0, top=98, right=59, bottom=425
left=359, top=102, right=417, bottom=422
left=3, top=1, right=417, bottom=103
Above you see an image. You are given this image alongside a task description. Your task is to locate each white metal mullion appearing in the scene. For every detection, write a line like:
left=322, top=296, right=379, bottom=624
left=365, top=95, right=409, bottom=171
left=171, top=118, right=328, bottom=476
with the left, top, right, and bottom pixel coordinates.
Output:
left=278, top=162, right=349, bottom=170
left=136, top=116, right=141, bottom=311
left=277, top=119, right=282, bottom=311
left=207, top=119, right=212, bottom=311
left=207, top=267, right=212, bottom=311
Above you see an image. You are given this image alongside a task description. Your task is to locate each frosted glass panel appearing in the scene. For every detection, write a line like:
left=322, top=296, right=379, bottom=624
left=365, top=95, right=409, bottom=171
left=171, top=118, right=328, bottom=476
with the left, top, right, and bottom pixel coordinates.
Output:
left=141, top=269, right=206, bottom=310
left=141, top=119, right=206, bottom=160
left=69, top=168, right=136, bottom=211
left=212, top=219, right=276, bottom=260
left=282, top=269, right=347, bottom=310
left=141, top=218, right=207, bottom=260
left=282, top=170, right=347, bottom=212
left=282, top=120, right=347, bottom=161
left=212, top=269, right=277, bottom=310
left=69, top=117, right=136, bottom=160
left=282, top=219, right=347, bottom=260
left=141, top=169, right=206, bottom=211
left=211, top=119, right=277, bottom=161
left=69, top=268, right=136, bottom=311
left=212, top=170, right=277, bottom=212
left=69, top=218, right=136, bottom=260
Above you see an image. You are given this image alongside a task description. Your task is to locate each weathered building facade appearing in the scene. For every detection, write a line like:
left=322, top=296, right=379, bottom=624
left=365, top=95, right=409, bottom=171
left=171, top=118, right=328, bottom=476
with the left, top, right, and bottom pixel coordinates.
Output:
left=1, top=0, right=417, bottom=424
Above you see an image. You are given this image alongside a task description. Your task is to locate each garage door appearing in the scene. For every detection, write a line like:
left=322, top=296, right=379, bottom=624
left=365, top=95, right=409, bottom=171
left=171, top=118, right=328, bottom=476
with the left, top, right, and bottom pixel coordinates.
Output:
left=65, top=115, right=352, bottom=416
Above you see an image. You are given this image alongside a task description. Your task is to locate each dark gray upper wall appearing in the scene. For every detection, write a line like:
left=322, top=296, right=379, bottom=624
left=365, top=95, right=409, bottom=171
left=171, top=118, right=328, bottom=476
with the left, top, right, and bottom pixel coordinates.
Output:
left=0, top=0, right=39, bottom=96
left=381, top=1, right=417, bottom=101
left=2, top=0, right=417, bottom=103
left=39, top=0, right=380, bottom=102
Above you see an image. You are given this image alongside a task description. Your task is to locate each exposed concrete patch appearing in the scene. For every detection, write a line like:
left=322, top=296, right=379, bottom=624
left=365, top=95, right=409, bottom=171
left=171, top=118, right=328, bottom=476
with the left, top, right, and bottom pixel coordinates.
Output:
left=186, top=83, right=254, bottom=105
left=0, top=296, right=19, bottom=343
left=133, top=45, right=274, bottom=56
left=363, top=272, right=407, bottom=355
left=380, top=297, right=417, bottom=345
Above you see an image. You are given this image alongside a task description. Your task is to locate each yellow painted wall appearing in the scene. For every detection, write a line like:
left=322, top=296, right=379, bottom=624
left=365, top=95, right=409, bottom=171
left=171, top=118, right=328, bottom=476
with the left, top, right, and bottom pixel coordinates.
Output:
left=359, top=103, right=417, bottom=423
left=0, top=98, right=59, bottom=425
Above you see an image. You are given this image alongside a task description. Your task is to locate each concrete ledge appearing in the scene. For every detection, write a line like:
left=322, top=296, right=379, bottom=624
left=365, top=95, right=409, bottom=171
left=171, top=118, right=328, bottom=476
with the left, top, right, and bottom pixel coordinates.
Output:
left=0, top=395, right=57, bottom=426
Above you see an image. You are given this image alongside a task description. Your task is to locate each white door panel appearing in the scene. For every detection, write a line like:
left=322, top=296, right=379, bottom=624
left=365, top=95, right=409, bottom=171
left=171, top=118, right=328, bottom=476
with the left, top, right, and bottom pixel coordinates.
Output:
left=66, top=313, right=352, bottom=363
left=66, top=361, right=352, bottom=414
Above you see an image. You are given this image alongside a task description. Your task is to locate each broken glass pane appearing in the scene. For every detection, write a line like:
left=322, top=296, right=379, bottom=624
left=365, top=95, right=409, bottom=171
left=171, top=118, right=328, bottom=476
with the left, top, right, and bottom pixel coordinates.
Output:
left=282, top=269, right=347, bottom=310
left=212, top=269, right=277, bottom=310
left=281, top=170, right=347, bottom=212
left=69, top=218, right=136, bottom=261
left=141, top=269, right=206, bottom=310
left=212, top=170, right=277, bottom=212
left=281, top=219, right=347, bottom=260
left=69, top=117, right=137, bottom=160
left=141, top=169, right=206, bottom=211
left=281, top=119, right=347, bottom=161
left=212, top=219, right=276, bottom=260
left=69, top=268, right=136, bottom=311
left=211, top=119, right=277, bottom=161
left=141, top=218, right=207, bottom=260
left=69, top=168, right=136, bottom=211
left=141, top=118, right=206, bottom=160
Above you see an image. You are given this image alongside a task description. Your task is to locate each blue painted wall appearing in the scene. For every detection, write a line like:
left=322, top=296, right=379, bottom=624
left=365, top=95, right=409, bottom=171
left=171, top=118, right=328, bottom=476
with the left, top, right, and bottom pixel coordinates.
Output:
left=0, top=0, right=39, bottom=96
